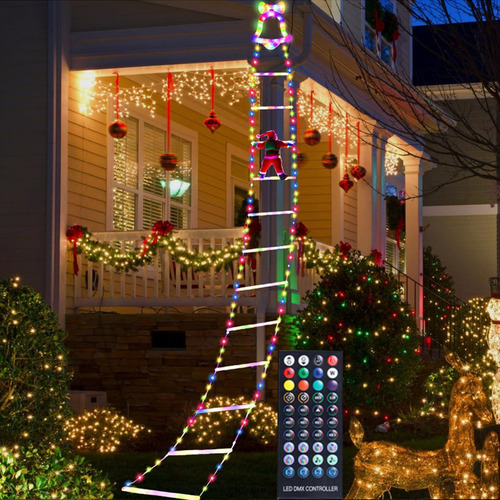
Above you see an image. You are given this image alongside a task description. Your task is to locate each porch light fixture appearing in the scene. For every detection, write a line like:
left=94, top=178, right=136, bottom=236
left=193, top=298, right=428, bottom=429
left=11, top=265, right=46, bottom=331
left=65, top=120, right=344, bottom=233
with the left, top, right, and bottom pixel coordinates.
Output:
left=169, top=179, right=190, bottom=198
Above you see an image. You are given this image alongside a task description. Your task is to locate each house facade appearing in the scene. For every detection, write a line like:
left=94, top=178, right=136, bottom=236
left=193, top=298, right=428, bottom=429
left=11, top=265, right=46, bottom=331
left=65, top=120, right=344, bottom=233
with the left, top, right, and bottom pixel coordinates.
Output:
left=1, top=0, right=432, bottom=427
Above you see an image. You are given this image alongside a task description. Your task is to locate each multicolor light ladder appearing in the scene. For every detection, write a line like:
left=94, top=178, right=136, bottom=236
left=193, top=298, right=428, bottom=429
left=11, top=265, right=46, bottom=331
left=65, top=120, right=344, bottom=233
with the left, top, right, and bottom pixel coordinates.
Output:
left=123, top=3, right=299, bottom=498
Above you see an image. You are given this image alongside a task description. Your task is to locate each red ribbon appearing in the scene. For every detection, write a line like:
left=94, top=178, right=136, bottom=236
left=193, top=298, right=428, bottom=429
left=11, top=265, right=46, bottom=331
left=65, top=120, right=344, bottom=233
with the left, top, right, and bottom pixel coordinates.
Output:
left=328, top=102, right=332, bottom=152
left=392, top=29, right=400, bottom=63
left=142, top=220, right=174, bottom=255
left=374, top=9, right=385, bottom=36
left=395, top=218, right=405, bottom=251
left=357, top=121, right=361, bottom=164
left=209, top=67, right=215, bottom=111
left=296, top=222, right=309, bottom=277
left=113, top=71, right=120, bottom=120
left=166, top=72, right=173, bottom=151
left=345, top=113, right=349, bottom=173
left=310, top=90, right=314, bottom=124
left=66, top=225, right=83, bottom=275
left=339, top=240, right=351, bottom=258
left=371, top=248, right=382, bottom=266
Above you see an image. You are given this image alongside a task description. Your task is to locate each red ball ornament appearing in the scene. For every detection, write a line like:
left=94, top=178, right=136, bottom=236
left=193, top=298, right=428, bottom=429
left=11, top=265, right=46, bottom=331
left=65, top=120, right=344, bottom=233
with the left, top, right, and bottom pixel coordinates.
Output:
left=351, top=164, right=367, bottom=180
left=339, top=173, right=354, bottom=193
left=160, top=153, right=178, bottom=171
left=204, top=110, right=221, bottom=133
left=108, top=119, right=128, bottom=139
left=322, top=152, right=338, bottom=169
left=304, top=128, right=321, bottom=146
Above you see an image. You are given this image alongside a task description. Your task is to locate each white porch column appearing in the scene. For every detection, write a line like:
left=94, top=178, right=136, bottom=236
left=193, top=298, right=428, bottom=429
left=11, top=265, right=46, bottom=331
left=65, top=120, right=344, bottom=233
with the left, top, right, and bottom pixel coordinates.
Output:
left=404, top=156, right=425, bottom=331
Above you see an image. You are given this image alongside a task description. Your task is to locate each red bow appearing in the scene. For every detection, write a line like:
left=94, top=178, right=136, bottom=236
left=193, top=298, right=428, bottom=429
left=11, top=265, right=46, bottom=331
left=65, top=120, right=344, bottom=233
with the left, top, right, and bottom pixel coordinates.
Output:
left=248, top=219, right=262, bottom=237
left=392, top=29, right=400, bottom=62
left=66, top=225, right=83, bottom=275
left=296, top=222, right=309, bottom=238
left=371, top=248, right=383, bottom=266
left=339, top=241, right=351, bottom=258
left=374, top=9, right=385, bottom=35
left=395, top=218, right=405, bottom=251
left=142, top=220, right=174, bottom=256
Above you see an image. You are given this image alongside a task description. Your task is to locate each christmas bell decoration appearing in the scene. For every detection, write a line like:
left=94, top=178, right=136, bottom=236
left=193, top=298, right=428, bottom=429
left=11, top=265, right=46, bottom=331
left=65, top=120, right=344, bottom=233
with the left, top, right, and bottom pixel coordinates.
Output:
left=108, top=119, right=127, bottom=139
left=160, top=153, right=178, bottom=171
left=351, top=164, right=367, bottom=180
left=322, top=153, right=338, bottom=169
left=304, top=128, right=321, bottom=146
left=204, top=110, right=221, bottom=133
left=339, top=173, right=354, bottom=193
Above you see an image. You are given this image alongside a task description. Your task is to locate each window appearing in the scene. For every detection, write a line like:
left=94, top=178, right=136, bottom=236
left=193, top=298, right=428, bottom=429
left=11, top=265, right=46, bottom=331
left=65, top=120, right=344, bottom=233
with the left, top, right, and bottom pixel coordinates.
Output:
left=364, top=0, right=396, bottom=66
left=111, top=115, right=194, bottom=232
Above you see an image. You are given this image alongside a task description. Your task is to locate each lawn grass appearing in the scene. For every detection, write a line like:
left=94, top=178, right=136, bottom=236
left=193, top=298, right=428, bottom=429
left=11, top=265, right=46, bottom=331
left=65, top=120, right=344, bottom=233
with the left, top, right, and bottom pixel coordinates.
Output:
left=85, top=436, right=446, bottom=500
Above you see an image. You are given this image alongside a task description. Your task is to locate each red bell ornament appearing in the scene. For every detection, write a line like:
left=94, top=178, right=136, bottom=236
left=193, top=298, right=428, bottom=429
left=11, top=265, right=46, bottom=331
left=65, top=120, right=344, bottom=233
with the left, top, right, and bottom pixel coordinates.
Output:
left=304, top=128, right=321, bottom=146
left=322, top=153, right=338, bottom=169
left=160, top=153, right=178, bottom=171
left=351, top=164, right=367, bottom=180
left=108, top=119, right=127, bottom=139
left=339, top=173, right=354, bottom=193
left=204, top=110, right=221, bottom=133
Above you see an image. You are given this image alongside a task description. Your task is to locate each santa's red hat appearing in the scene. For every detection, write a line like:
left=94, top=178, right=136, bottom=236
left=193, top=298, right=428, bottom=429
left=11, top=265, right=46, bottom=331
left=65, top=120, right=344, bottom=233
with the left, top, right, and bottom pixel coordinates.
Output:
left=257, top=130, right=277, bottom=140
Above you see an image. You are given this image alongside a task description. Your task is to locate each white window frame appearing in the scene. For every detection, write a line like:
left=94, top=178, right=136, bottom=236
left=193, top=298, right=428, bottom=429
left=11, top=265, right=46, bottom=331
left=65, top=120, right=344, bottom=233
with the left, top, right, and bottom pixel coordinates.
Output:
left=225, top=144, right=252, bottom=227
left=364, top=0, right=397, bottom=68
left=106, top=105, right=198, bottom=231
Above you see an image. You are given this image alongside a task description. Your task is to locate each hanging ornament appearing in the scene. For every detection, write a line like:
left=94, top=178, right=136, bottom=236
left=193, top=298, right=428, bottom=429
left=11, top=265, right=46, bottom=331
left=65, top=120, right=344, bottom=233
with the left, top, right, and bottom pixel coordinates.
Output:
left=350, top=121, right=367, bottom=180
left=296, top=113, right=305, bottom=167
left=322, top=102, right=338, bottom=169
left=204, top=68, right=221, bottom=133
left=108, top=71, right=127, bottom=139
left=160, top=73, right=178, bottom=172
left=304, top=90, right=321, bottom=146
left=339, top=113, right=353, bottom=193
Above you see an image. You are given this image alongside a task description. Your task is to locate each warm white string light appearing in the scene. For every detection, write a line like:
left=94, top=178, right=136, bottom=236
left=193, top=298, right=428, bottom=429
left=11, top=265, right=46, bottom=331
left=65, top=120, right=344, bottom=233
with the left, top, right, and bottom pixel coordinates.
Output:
left=487, top=298, right=500, bottom=423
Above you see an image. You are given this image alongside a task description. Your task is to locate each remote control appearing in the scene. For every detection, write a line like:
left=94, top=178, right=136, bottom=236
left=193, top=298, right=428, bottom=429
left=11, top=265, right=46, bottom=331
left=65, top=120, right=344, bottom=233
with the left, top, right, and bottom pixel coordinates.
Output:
left=278, top=351, right=343, bottom=499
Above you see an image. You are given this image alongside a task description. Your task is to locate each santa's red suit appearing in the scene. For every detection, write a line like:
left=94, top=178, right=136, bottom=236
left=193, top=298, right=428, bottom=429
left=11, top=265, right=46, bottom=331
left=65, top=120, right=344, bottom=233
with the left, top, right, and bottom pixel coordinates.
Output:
left=252, top=130, right=294, bottom=180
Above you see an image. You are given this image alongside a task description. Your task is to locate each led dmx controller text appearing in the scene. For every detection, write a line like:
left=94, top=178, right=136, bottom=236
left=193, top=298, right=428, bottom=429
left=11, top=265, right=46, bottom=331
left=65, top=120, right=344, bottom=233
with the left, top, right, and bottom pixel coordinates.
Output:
left=278, top=351, right=343, bottom=499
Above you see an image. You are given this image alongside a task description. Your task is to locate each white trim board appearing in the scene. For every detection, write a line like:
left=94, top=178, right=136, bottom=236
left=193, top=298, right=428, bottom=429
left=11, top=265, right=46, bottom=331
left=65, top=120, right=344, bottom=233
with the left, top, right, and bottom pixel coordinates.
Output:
left=423, top=204, right=498, bottom=217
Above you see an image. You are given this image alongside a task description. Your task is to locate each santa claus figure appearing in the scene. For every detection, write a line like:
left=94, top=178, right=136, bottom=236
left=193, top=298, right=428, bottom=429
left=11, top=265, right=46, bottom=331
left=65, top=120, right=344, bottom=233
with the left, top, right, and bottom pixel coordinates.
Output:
left=252, top=130, right=294, bottom=180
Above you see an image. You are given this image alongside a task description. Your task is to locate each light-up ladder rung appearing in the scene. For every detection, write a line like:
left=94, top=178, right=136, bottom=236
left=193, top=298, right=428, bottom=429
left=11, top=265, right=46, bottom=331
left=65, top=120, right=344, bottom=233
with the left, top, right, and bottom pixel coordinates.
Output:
left=215, top=360, right=268, bottom=372
left=248, top=210, right=293, bottom=217
left=121, top=487, right=199, bottom=500
left=253, top=176, right=296, bottom=181
left=167, top=448, right=232, bottom=456
left=227, top=319, right=279, bottom=332
left=253, top=71, right=289, bottom=76
left=242, top=244, right=292, bottom=254
left=237, top=281, right=286, bottom=292
left=251, top=105, right=293, bottom=110
left=196, top=404, right=254, bottom=414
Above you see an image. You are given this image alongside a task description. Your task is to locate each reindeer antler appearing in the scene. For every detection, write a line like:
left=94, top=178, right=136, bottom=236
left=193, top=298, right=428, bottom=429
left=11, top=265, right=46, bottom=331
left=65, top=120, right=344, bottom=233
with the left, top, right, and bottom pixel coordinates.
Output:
left=445, top=351, right=468, bottom=373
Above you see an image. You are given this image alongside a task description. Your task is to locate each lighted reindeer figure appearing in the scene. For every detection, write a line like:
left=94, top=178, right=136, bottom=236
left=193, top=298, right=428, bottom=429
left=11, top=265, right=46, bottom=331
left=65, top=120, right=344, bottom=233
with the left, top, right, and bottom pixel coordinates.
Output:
left=346, top=353, right=499, bottom=499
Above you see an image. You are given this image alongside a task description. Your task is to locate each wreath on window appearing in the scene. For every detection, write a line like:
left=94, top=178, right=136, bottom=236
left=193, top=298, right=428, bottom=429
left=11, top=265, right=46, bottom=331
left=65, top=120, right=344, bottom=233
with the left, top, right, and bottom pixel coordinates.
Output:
left=365, top=0, right=399, bottom=41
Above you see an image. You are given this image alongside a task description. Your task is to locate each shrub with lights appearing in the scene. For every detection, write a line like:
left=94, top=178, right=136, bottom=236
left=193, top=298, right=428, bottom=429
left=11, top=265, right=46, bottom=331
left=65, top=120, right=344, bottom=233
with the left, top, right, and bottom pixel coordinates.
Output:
left=65, top=407, right=150, bottom=453
left=186, top=396, right=277, bottom=449
left=293, top=245, right=421, bottom=414
left=0, top=277, right=72, bottom=446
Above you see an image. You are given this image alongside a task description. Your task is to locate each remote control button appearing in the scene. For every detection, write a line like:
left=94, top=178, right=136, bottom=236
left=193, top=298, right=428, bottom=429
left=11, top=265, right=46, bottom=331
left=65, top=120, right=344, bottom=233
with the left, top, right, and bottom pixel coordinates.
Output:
left=284, top=405, right=295, bottom=416
left=298, top=442, right=309, bottom=453
left=312, top=467, right=324, bottom=479
left=327, top=454, right=338, bottom=466
left=312, top=380, right=324, bottom=391
left=298, top=467, right=309, bottom=479
left=283, top=392, right=295, bottom=404
left=312, top=442, right=324, bottom=453
left=313, top=392, right=324, bottom=404
left=312, top=454, right=324, bottom=466
left=313, top=417, right=324, bottom=428
left=327, top=442, right=338, bottom=453
left=327, top=392, right=338, bottom=404
left=313, top=429, right=324, bottom=441
left=284, top=380, right=295, bottom=391
left=283, top=466, right=295, bottom=478
left=313, top=355, right=324, bottom=366
left=327, top=380, right=338, bottom=391
left=298, top=355, right=309, bottom=366
left=298, top=417, right=309, bottom=428
left=284, top=442, right=295, bottom=453
left=284, top=417, right=295, bottom=428
left=284, top=355, right=295, bottom=366
left=313, top=367, right=324, bottom=378
left=327, top=405, right=338, bottom=416
left=327, top=417, right=338, bottom=428
left=313, top=405, right=324, bottom=416
left=298, top=429, right=309, bottom=440
left=298, top=454, right=309, bottom=465
left=284, top=367, right=295, bottom=378
left=327, top=467, right=338, bottom=479
left=327, top=429, right=338, bottom=440
left=284, top=454, right=295, bottom=465
left=284, top=429, right=295, bottom=440
left=327, top=367, right=338, bottom=379
left=298, top=405, right=310, bottom=416
left=298, top=392, right=309, bottom=404
left=298, top=367, right=309, bottom=378
left=327, top=355, right=338, bottom=366
left=298, top=380, right=309, bottom=391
